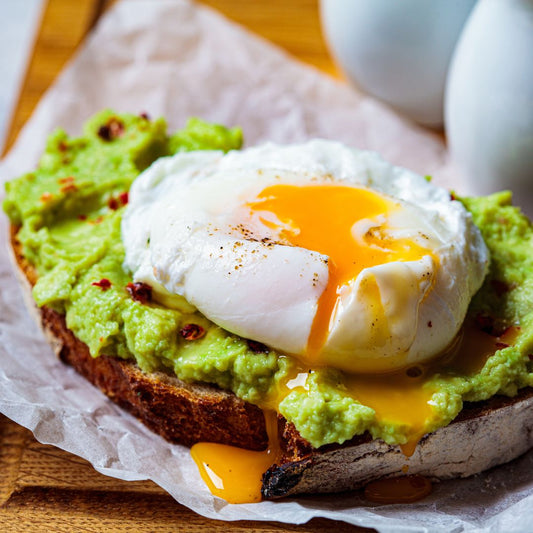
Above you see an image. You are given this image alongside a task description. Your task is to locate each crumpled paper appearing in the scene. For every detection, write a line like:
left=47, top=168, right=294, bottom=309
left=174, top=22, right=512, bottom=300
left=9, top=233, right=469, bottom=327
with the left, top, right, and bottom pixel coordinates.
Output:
left=1, top=1, right=532, bottom=531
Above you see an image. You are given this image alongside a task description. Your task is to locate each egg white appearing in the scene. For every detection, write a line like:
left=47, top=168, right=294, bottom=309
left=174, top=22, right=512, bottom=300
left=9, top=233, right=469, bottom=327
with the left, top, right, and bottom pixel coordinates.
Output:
left=122, top=141, right=489, bottom=373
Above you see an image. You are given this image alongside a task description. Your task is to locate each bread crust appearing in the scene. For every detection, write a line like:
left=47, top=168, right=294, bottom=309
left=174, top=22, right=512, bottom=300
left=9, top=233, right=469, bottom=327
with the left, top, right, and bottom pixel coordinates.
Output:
left=10, top=226, right=268, bottom=451
left=263, top=388, right=533, bottom=498
left=10, top=225, right=533, bottom=499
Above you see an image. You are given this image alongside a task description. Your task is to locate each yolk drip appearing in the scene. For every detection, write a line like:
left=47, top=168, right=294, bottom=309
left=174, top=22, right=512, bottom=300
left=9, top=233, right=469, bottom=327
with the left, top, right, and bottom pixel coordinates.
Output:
left=343, top=370, right=434, bottom=456
left=190, top=324, right=519, bottom=503
left=191, top=183, right=520, bottom=504
left=343, top=322, right=520, bottom=455
left=248, top=184, right=432, bottom=364
left=190, top=411, right=280, bottom=504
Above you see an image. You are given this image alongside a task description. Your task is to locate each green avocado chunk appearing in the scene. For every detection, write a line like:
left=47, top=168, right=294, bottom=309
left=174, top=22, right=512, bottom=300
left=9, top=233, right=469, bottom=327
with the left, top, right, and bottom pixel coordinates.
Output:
left=4, top=111, right=533, bottom=448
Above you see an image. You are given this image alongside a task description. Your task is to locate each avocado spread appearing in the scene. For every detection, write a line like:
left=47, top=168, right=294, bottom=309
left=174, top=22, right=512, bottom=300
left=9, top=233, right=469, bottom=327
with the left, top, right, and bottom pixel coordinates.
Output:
left=4, top=111, right=533, bottom=448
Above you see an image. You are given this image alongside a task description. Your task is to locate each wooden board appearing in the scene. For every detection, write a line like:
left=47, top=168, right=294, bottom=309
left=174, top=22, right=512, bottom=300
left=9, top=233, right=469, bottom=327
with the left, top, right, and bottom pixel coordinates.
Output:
left=0, top=0, right=372, bottom=531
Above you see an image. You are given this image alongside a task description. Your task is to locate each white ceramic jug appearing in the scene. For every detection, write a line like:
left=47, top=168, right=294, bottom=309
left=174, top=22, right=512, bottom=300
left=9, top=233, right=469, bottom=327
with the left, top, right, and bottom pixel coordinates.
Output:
left=445, top=0, right=533, bottom=216
left=320, top=0, right=477, bottom=127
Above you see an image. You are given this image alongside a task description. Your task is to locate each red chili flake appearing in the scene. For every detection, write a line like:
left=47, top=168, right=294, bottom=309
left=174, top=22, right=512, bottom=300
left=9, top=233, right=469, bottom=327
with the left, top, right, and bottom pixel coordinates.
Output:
left=179, top=324, right=206, bottom=341
left=60, top=183, right=78, bottom=194
left=119, top=191, right=129, bottom=205
left=107, top=192, right=129, bottom=210
left=97, top=117, right=125, bottom=141
left=97, top=125, right=112, bottom=140
left=58, top=176, right=75, bottom=184
left=92, top=278, right=112, bottom=290
left=247, top=340, right=269, bottom=353
left=139, top=112, right=150, bottom=120
left=77, top=214, right=87, bottom=221
left=126, top=282, right=152, bottom=304
left=108, top=197, right=119, bottom=210
left=90, top=216, right=104, bottom=225
left=40, top=192, right=53, bottom=202
left=495, top=342, right=510, bottom=350
left=450, top=192, right=457, bottom=201
left=474, top=313, right=509, bottom=337
left=58, top=141, right=68, bottom=152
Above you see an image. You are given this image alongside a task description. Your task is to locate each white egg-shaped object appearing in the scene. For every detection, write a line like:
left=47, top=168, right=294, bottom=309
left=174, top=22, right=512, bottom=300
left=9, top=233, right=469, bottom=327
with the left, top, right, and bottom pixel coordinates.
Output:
left=320, top=0, right=477, bottom=127
left=445, top=0, right=533, bottom=217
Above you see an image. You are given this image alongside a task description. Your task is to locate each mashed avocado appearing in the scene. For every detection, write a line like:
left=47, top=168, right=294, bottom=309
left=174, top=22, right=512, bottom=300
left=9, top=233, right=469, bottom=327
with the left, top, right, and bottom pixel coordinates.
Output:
left=4, top=111, right=533, bottom=448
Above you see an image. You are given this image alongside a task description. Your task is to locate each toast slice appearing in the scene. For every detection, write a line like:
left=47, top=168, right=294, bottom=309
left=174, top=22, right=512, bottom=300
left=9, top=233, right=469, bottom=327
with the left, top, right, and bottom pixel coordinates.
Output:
left=10, top=224, right=533, bottom=499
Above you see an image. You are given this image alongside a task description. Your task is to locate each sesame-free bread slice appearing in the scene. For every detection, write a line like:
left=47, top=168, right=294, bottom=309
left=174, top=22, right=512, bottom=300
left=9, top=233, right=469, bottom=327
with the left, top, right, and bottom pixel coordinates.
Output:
left=10, top=225, right=533, bottom=499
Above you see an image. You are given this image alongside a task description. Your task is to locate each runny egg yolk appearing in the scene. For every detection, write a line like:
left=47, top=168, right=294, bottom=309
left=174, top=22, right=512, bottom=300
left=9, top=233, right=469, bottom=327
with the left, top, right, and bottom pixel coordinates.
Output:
left=248, top=183, right=434, bottom=366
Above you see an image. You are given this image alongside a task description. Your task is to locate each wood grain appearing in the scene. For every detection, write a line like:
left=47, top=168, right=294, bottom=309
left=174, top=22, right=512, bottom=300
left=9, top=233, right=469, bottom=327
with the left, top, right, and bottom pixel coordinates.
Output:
left=0, top=0, right=368, bottom=531
left=2, top=0, right=112, bottom=155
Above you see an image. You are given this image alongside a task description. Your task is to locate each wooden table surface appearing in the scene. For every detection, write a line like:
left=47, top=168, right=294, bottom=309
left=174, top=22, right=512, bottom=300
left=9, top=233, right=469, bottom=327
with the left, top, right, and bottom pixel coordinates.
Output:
left=0, top=0, right=375, bottom=531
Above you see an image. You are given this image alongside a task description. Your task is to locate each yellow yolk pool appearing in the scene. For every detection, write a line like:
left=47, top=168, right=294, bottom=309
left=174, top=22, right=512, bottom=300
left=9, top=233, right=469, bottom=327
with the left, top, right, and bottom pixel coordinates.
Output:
left=190, top=324, right=519, bottom=504
left=191, top=411, right=280, bottom=504
left=249, top=184, right=435, bottom=366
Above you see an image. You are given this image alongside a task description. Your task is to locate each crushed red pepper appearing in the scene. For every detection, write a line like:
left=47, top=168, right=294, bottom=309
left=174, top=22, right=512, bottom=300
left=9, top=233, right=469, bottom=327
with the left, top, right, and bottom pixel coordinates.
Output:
left=97, top=117, right=125, bottom=141
left=107, top=191, right=129, bottom=210
left=474, top=313, right=510, bottom=337
left=40, top=192, right=53, bottom=202
left=91, top=278, right=112, bottom=290
left=179, top=324, right=206, bottom=341
left=126, top=282, right=152, bottom=304
left=495, top=342, right=510, bottom=350
left=108, top=197, right=119, bottom=210
left=60, top=183, right=78, bottom=194
left=247, top=340, right=269, bottom=353
left=119, top=191, right=129, bottom=205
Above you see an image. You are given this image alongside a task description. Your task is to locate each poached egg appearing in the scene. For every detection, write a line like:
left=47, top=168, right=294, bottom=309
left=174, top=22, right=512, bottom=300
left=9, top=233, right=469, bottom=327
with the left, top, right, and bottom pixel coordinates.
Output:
left=122, top=141, right=488, bottom=374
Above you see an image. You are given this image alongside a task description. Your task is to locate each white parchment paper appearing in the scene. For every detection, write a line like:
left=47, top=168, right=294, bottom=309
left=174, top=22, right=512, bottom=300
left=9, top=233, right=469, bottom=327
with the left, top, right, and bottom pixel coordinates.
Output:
left=1, top=1, right=533, bottom=531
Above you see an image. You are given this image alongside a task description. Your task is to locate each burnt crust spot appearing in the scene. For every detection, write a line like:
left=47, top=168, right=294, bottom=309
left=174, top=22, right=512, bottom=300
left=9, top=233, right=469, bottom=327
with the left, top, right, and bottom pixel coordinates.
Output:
left=261, top=457, right=314, bottom=499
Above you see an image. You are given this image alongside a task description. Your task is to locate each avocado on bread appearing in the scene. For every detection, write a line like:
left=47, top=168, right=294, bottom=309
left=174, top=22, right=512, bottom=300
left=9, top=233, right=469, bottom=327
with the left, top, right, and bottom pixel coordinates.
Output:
left=4, top=111, right=533, bottom=501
